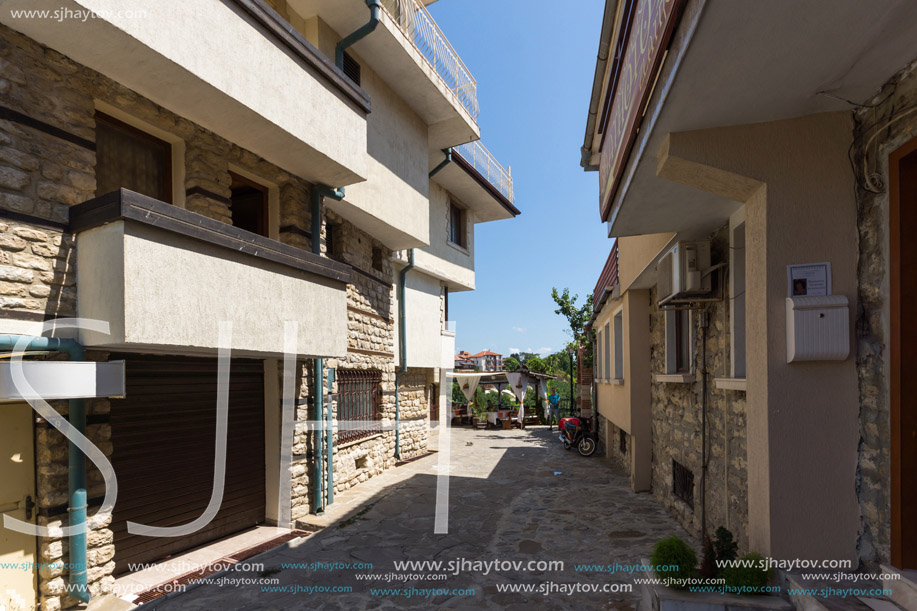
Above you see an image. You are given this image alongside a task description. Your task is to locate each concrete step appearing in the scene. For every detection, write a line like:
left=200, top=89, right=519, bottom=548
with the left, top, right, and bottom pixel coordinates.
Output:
left=880, top=565, right=917, bottom=610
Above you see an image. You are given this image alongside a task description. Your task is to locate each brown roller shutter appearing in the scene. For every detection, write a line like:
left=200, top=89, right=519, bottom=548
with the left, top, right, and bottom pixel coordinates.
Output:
left=109, top=355, right=265, bottom=573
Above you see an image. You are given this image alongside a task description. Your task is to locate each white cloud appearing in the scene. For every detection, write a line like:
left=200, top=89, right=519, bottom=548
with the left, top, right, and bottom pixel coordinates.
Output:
left=512, top=326, right=526, bottom=333
left=536, top=347, right=553, bottom=356
left=509, top=347, right=521, bottom=354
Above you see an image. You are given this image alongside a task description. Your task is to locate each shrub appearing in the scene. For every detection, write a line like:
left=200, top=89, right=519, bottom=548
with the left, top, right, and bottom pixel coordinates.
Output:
left=651, top=536, right=697, bottom=589
left=721, top=552, right=771, bottom=593
left=714, top=527, right=738, bottom=565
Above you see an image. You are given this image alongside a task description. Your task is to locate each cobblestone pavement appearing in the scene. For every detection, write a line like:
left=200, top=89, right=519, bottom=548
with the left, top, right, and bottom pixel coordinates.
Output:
left=148, top=426, right=694, bottom=610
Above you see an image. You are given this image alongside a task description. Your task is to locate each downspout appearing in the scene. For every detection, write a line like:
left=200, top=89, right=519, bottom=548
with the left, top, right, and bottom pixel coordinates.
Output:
left=336, top=0, right=383, bottom=69
left=699, top=309, right=709, bottom=544
left=325, top=369, right=335, bottom=506
left=395, top=249, right=415, bottom=460
left=0, top=336, right=90, bottom=603
left=428, top=149, right=453, bottom=178
left=310, top=185, right=344, bottom=514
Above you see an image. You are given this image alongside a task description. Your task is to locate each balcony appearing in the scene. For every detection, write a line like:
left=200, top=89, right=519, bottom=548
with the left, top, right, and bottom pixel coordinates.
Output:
left=70, top=189, right=351, bottom=358
left=289, top=0, right=480, bottom=149
left=1, top=0, right=370, bottom=187
left=431, top=140, right=519, bottom=223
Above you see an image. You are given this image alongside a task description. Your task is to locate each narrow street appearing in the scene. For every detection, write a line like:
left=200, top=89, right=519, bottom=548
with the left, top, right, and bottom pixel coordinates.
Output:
left=147, top=427, right=693, bottom=610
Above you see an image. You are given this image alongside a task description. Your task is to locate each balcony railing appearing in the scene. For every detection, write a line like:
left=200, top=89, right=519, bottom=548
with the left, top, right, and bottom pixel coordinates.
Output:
left=381, top=0, right=478, bottom=120
left=453, top=140, right=514, bottom=203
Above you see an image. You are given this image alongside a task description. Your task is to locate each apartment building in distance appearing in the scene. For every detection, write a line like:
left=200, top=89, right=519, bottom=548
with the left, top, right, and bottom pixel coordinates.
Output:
left=0, top=0, right=517, bottom=609
left=582, top=1, right=917, bottom=602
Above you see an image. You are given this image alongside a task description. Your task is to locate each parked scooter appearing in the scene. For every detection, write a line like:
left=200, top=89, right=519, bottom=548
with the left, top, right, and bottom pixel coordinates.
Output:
left=557, top=415, right=598, bottom=457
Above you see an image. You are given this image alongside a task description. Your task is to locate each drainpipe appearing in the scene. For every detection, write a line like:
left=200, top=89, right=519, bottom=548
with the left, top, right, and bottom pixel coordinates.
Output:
left=336, top=0, right=383, bottom=69
left=395, top=249, right=415, bottom=460
left=699, top=310, right=709, bottom=544
left=428, top=149, right=453, bottom=178
left=325, top=369, right=335, bottom=506
left=310, top=185, right=344, bottom=514
left=0, top=335, right=90, bottom=603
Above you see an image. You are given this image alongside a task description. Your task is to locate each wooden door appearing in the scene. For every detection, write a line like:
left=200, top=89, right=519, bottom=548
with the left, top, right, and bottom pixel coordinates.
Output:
left=890, top=138, right=917, bottom=569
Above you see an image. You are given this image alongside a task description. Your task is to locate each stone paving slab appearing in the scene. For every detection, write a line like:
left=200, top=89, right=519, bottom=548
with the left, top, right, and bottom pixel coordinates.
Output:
left=146, top=426, right=697, bottom=610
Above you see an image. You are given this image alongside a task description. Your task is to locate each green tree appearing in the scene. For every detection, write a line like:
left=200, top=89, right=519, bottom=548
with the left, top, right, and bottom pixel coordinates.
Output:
left=503, top=355, right=521, bottom=371
left=551, top=287, right=593, bottom=347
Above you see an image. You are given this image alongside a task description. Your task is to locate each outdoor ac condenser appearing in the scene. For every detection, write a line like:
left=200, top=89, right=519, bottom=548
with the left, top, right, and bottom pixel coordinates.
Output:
left=656, top=241, right=713, bottom=305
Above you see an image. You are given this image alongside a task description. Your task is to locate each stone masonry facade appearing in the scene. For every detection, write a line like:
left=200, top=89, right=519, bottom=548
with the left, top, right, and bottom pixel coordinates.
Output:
left=850, top=56, right=917, bottom=569
left=0, top=24, right=432, bottom=609
left=648, top=227, right=750, bottom=554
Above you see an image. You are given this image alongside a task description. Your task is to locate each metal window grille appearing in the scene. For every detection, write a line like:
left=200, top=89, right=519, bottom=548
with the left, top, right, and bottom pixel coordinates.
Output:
left=336, top=369, right=382, bottom=444
left=672, top=459, right=694, bottom=508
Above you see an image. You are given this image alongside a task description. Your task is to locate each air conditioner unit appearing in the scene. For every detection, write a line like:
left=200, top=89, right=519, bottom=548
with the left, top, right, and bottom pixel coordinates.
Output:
left=656, top=241, right=713, bottom=305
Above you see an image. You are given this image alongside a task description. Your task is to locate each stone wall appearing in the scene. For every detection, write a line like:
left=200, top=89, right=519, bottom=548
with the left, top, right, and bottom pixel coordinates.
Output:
left=648, top=227, right=749, bottom=552
left=606, top=419, right=631, bottom=475
left=850, top=56, right=917, bottom=568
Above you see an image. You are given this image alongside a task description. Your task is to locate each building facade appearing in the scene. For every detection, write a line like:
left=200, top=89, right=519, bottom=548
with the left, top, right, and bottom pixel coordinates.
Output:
left=0, top=1, right=516, bottom=609
left=582, top=0, right=917, bottom=592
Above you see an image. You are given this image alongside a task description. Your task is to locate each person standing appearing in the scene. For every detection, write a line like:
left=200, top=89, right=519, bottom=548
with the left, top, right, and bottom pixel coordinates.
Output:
left=547, top=391, right=560, bottom=430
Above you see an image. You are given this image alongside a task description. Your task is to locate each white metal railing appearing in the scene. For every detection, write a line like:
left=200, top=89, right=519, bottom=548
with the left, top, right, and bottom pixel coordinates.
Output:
left=453, top=140, right=514, bottom=203
left=444, top=320, right=456, bottom=333
left=380, top=0, right=478, bottom=120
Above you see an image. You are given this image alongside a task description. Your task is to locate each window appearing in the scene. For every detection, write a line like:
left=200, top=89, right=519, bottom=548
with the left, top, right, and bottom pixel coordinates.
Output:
left=613, top=310, right=624, bottom=379
left=444, top=286, right=449, bottom=324
left=372, top=246, right=385, bottom=272
left=448, top=202, right=466, bottom=247
left=665, top=309, right=693, bottom=374
left=336, top=369, right=382, bottom=444
left=95, top=112, right=171, bottom=202
left=229, top=172, right=268, bottom=237
left=672, top=459, right=694, bottom=508
left=731, top=221, right=747, bottom=378
left=603, top=323, right=611, bottom=380
left=619, top=429, right=627, bottom=455
left=342, top=51, right=361, bottom=86
left=596, top=328, right=603, bottom=380
left=326, top=222, right=343, bottom=259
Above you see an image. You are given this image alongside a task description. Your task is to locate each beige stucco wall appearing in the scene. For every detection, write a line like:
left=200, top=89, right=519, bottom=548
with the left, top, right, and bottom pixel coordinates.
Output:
left=410, top=181, right=476, bottom=291
left=392, top=268, right=445, bottom=369
left=594, top=288, right=652, bottom=491
left=657, top=112, right=859, bottom=562
left=296, top=13, right=431, bottom=249
left=76, top=222, right=348, bottom=358
left=618, top=233, right=675, bottom=292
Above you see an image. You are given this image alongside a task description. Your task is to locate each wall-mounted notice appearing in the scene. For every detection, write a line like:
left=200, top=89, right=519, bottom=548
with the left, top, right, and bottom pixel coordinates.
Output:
left=787, top=262, right=831, bottom=297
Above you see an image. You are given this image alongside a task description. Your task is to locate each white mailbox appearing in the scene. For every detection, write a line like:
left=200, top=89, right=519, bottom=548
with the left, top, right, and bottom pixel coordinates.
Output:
left=786, top=296, right=849, bottom=362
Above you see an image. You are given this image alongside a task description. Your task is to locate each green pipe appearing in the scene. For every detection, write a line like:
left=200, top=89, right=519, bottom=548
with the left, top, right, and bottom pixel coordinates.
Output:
left=0, top=335, right=90, bottom=603
left=336, top=0, right=382, bottom=69
left=326, top=369, right=335, bottom=506
left=310, top=185, right=343, bottom=514
left=394, top=249, right=415, bottom=459
left=428, top=149, right=453, bottom=178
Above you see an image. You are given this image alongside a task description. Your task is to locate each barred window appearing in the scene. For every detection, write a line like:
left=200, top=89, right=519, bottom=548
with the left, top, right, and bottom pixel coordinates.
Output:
left=672, top=459, right=694, bottom=508
left=336, top=369, right=382, bottom=444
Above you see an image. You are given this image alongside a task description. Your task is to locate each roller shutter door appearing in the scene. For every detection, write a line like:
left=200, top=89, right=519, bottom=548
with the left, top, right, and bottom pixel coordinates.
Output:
left=109, top=355, right=265, bottom=573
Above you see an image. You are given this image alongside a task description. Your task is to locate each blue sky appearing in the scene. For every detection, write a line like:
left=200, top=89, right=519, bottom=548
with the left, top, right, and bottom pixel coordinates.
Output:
left=428, top=0, right=612, bottom=357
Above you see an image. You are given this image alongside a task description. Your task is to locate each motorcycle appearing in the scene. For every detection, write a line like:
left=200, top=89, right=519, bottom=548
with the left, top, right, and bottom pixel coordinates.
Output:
left=557, top=416, right=598, bottom=457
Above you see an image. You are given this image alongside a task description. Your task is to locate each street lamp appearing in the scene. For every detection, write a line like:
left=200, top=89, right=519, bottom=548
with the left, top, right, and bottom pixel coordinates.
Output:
left=567, top=345, right=575, bottom=415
